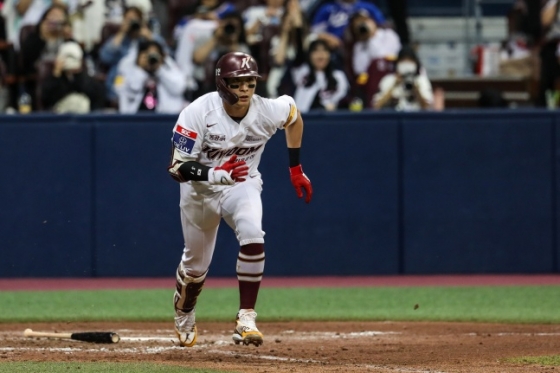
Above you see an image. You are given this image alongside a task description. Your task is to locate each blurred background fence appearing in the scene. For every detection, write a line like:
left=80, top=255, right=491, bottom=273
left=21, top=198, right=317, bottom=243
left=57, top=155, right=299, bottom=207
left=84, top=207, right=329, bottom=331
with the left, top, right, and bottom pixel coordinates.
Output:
left=1, top=110, right=559, bottom=277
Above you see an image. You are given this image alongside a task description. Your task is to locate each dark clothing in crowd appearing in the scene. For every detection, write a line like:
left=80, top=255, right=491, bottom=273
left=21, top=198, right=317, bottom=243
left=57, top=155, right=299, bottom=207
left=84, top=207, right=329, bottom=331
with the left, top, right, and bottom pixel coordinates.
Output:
left=41, top=71, right=106, bottom=111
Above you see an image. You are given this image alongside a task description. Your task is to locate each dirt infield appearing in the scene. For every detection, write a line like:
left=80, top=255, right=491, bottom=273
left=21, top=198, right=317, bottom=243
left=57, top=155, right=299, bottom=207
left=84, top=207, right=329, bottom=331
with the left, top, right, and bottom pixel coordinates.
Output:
left=1, top=320, right=560, bottom=372
left=2, top=276, right=560, bottom=372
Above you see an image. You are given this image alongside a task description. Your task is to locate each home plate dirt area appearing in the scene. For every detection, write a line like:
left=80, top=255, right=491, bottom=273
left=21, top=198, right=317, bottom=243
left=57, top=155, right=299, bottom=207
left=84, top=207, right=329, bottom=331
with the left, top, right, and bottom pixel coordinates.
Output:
left=1, top=321, right=560, bottom=372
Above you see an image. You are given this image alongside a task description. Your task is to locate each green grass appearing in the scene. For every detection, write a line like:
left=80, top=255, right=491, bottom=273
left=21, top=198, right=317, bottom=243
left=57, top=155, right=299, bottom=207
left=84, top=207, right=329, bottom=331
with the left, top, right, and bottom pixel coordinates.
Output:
left=506, top=355, right=560, bottom=366
left=0, top=362, right=237, bottom=373
left=1, top=285, right=560, bottom=323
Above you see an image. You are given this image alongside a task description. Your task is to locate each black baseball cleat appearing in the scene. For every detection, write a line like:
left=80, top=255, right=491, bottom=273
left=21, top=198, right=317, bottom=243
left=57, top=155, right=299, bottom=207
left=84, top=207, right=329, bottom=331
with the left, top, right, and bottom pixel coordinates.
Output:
left=232, top=309, right=263, bottom=347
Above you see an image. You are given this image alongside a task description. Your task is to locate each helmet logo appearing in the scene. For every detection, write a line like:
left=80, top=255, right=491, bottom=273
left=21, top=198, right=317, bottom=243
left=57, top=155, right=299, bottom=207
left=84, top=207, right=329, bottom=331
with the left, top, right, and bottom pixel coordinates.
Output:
left=216, top=68, right=221, bottom=76
left=241, top=57, right=250, bottom=69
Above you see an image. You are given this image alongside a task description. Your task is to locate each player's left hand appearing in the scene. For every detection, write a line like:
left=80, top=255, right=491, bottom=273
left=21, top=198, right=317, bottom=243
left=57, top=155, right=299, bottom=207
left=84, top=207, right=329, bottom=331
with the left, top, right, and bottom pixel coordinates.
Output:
left=216, top=155, right=249, bottom=182
left=289, top=165, right=312, bottom=203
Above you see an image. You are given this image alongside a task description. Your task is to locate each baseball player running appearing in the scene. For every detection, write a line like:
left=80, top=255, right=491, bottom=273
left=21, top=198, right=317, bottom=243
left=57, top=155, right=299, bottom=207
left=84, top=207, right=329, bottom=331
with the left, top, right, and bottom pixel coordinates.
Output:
left=167, top=52, right=313, bottom=347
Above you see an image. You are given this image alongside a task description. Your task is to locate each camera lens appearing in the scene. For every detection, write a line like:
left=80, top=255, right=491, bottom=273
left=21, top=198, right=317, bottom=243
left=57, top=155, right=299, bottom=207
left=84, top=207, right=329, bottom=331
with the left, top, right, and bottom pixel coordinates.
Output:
left=358, top=23, right=369, bottom=35
left=224, top=23, right=236, bottom=35
left=147, top=52, right=160, bottom=66
left=129, top=20, right=141, bottom=32
left=403, top=74, right=415, bottom=90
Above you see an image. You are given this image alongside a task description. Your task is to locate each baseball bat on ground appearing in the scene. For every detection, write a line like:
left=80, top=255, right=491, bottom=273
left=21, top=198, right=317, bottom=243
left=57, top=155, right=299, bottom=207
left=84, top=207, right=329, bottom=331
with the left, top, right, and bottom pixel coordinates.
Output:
left=23, top=328, right=120, bottom=343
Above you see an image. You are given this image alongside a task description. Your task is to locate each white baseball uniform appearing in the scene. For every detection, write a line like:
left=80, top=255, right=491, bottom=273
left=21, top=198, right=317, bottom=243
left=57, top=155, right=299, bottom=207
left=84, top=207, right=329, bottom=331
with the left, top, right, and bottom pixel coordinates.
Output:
left=169, top=91, right=298, bottom=276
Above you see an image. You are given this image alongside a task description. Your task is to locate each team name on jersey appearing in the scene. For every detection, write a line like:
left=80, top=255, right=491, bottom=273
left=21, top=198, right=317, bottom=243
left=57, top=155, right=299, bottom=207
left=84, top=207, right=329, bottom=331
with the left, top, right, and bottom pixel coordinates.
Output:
left=202, top=144, right=263, bottom=160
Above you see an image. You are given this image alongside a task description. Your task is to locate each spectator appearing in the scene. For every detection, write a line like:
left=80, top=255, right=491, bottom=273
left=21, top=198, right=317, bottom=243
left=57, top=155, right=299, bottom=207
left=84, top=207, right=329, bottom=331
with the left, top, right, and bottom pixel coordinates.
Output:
left=349, top=9, right=401, bottom=108
left=495, top=0, right=534, bottom=79
left=71, top=0, right=160, bottom=52
left=20, top=4, right=72, bottom=77
left=98, top=5, right=168, bottom=103
left=267, top=0, right=307, bottom=98
left=310, top=0, right=385, bottom=51
left=190, top=11, right=250, bottom=96
left=116, top=40, right=187, bottom=113
left=174, top=3, right=237, bottom=99
left=373, top=45, right=433, bottom=111
left=243, top=0, right=284, bottom=45
left=291, top=39, right=349, bottom=112
left=41, top=40, right=105, bottom=112
left=537, top=0, right=560, bottom=106
left=172, top=0, right=236, bottom=45
left=20, top=4, right=72, bottom=109
left=2, top=0, right=69, bottom=51
left=65, top=0, right=103, bottom=53
left=0, top=9, right=18, bottom=111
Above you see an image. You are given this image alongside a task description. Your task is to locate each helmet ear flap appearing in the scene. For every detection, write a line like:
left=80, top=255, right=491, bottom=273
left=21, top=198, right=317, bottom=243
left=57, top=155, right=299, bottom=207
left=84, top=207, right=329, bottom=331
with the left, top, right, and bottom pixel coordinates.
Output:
left=216, top=78, right=239, bottom=105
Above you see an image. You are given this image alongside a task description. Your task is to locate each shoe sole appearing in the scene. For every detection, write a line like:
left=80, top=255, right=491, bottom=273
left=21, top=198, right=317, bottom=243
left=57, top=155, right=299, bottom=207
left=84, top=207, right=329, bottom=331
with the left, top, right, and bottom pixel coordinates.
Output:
left=175, top=325, right=197, bottom=347
left=232, top=332, right=263, bottom=346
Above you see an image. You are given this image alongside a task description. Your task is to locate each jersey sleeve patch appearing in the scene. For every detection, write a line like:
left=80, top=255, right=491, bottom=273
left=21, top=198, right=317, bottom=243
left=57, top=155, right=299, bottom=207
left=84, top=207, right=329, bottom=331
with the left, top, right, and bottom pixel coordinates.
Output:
left=173, top=125, right=198, bottom=154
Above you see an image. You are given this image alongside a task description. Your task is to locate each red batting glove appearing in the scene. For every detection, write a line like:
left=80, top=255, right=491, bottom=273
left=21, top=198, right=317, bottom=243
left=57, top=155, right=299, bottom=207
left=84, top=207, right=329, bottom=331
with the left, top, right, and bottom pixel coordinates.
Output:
left=216, top=155, right=249, bottom=182
left=289, top=165, right=312, bottom=203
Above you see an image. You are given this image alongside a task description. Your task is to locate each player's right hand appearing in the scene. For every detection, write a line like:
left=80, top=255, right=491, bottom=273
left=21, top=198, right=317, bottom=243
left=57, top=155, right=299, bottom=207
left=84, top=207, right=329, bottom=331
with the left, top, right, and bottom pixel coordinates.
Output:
left=208, top=155, right=249, bottom=185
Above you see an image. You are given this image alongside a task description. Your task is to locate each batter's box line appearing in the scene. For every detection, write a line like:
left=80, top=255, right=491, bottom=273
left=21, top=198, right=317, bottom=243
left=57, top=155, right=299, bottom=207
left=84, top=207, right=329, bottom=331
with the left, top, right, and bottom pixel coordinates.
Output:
left=361, top=365, right=449, bottom=373
left=0, top=346, right=185, bottom=354
left=205, top=349, right=324, bottom=364
left=204, top=349, right=450, bottom=373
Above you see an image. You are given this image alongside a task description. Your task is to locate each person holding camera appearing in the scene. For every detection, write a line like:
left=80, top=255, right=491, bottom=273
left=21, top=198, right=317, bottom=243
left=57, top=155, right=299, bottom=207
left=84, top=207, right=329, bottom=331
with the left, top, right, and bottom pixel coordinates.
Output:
left=349, top=9, right=401, bottom=109
left=373, top=45, right=434, bottom=111
left=116, top=40, right=187, bottom=113
left=191, top=11, right=250, bottom=95
left=99, top=5, right=168, bottom=103
left=41, top=40, right=105, bottom=113
left=174, top=3, right=237, bottom=101
left=172, top=0, right=236, bottom=46
left=311, top=0, right=385, bottom=52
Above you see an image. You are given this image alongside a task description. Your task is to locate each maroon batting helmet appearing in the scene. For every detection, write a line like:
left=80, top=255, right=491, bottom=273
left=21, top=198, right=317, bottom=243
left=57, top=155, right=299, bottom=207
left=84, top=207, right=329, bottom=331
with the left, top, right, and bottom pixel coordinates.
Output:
left=215, top=52, right=261, bottom=105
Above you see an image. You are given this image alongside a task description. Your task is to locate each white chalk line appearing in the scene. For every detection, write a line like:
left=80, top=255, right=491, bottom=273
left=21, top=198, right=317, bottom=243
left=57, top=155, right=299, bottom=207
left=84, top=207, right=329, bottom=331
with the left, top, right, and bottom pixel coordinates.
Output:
left=204, top=349, right=450, bottom=373
left=206, top=348, right=323, bottom=364
left=362, top=365, right=449, bottom=373
left=466, top=332, right=560, bottom=336
left=0, top=330, right=400, bottom=342
left=0, top=346, right=450, bottom=373
left=0, top=346, right=183, bottom=354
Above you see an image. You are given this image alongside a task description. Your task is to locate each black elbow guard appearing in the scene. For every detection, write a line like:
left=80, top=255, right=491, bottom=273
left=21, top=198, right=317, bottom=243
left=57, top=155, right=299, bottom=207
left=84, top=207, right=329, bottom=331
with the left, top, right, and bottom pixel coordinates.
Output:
left=178, top=161, right=211, bottom=181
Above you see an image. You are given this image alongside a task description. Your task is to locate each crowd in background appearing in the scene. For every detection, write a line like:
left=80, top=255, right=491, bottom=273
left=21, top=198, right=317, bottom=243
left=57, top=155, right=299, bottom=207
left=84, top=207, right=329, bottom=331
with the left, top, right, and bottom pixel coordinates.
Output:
left=0, top=0, right=557, bottom=114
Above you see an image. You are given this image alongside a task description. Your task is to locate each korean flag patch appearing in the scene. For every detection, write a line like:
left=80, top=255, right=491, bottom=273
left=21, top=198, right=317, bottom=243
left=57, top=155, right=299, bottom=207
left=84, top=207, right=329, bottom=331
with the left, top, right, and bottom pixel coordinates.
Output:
left=173, top=125, right=198, bottom=154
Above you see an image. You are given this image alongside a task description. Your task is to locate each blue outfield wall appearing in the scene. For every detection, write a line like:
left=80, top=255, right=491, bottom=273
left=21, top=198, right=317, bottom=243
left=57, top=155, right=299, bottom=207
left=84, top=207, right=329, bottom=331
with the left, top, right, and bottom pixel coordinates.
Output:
left=0, top=110, right=558, bottom=277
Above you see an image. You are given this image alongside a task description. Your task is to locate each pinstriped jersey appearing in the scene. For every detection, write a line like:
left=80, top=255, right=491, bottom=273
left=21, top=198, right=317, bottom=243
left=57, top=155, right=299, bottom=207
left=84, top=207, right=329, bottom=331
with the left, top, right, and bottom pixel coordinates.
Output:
left=169, top=92, right=298, bottom=191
